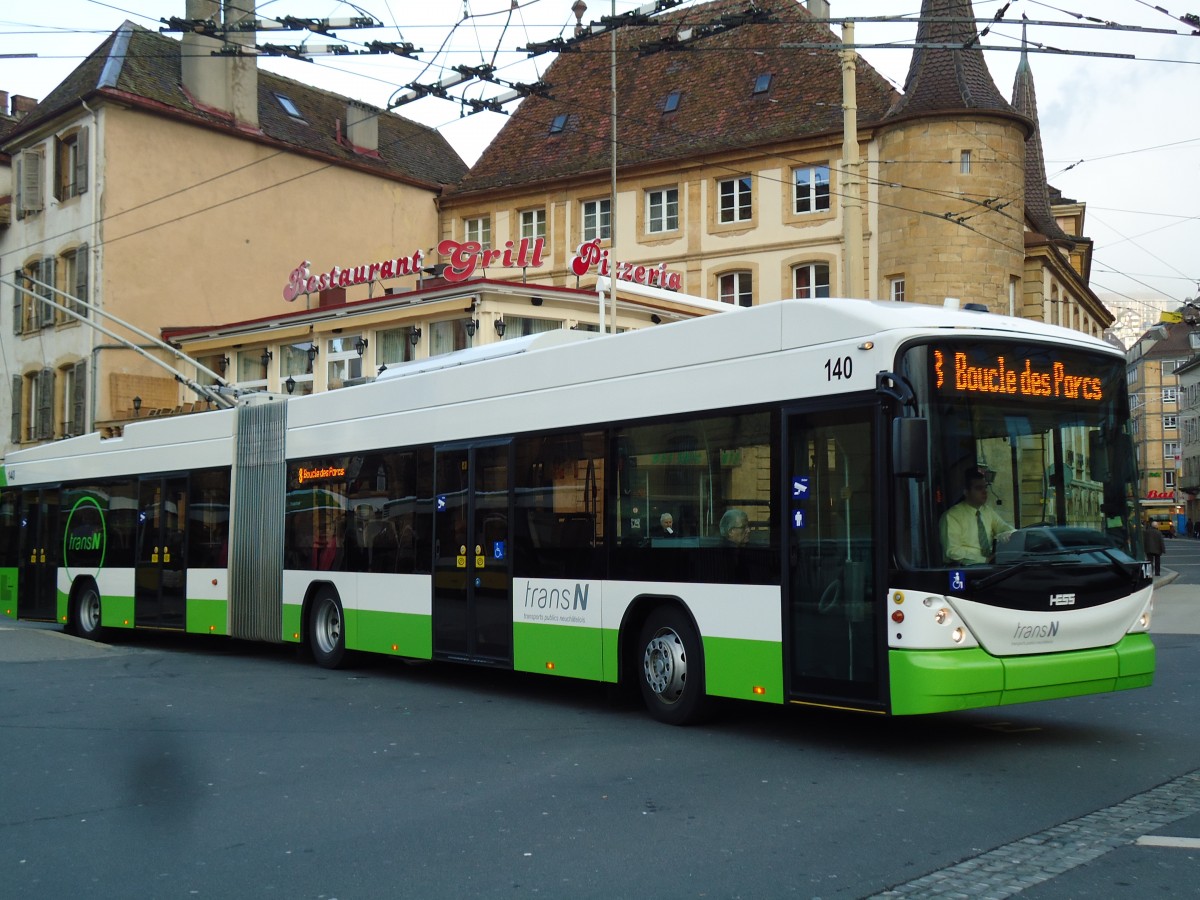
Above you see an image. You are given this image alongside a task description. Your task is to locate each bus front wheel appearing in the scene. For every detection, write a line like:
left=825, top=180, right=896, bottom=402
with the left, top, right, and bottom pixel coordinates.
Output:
left=309, top=589, right=347, bottom=669
left=71, top=582, right=105, bottom=641
left=638, top=607, right=708, bottom=725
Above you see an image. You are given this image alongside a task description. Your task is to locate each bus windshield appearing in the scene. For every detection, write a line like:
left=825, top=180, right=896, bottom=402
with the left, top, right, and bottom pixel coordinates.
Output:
left=897, top=340, right=1143, bottom=570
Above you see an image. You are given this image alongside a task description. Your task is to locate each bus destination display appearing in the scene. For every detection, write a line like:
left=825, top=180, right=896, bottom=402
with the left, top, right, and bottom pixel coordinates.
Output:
left=933, top=347, right=1105, bottom=403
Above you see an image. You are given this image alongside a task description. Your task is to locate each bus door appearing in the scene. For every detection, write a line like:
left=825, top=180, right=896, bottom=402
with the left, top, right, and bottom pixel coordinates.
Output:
left=135, top=476, right=188, bottom=629
left=432, top=442, right=512, bottom=664
left=784, top=404, right=885, bottom=708
left=17, top=488, right=60, bottom=621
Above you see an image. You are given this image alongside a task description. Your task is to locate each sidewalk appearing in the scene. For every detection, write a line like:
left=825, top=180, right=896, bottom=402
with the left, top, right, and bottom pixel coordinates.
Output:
left=1151, top=568, right=1200, bottom=635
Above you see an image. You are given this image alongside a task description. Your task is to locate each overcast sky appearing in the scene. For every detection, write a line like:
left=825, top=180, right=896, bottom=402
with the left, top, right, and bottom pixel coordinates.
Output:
left=1, top=0, right=1196, bottom=317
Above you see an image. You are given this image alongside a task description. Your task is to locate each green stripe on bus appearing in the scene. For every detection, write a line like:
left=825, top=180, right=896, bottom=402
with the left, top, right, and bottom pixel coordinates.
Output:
left=282, top=603, right=302, bottom=643
left=703, top=636, right=783, bottom=703
left=187, top=599, right=228, bottom=636
left=513, top=621, right=604, bottom=680
left=57, top=589, right=69, bottom=625
left=101, top=594, right=136, bottom=630
left=346, top=609, right=432, bottom=659
left=0, top=567, right=17, bottom=618
left=889, top=634, right=1157, bottom=715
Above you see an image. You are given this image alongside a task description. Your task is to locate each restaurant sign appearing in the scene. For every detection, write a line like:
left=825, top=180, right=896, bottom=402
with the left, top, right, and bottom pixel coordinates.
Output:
left=283, top=237, right=681, bottom=301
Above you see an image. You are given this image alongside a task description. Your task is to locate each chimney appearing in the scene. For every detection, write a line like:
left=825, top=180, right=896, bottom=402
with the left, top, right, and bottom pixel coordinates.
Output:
left=346, top=101, right=378, bottom=152
left=11, top=95, right=37, bottom=118
left=180, top=0, right=258, bottom=128
left=807, top=0, right=831, bottom=19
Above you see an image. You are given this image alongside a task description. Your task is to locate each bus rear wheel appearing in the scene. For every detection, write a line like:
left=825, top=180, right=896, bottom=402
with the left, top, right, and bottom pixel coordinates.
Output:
left=71, top=582, right=105, bottom=641
left=638, top=607, right=708, bottom=725
left=309, top=589, right=347, bottom=669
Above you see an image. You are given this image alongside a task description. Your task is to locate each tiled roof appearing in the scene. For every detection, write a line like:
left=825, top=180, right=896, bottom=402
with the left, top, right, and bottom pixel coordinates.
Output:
left=884, top=0, right=1019, bottom=122
left=454, top=0, right=899, bottom=195
left=1012, top=42, right=1073, bottom=244
left=6, top=23, right=467, bottom=189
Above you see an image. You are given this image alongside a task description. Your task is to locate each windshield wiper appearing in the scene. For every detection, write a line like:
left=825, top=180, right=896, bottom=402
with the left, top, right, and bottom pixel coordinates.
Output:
left=973, top=558, right=1074, bottom=590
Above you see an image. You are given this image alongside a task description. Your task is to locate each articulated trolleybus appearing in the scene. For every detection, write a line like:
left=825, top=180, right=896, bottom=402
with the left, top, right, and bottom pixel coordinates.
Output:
left=1, top=297, right=1153, bottom=723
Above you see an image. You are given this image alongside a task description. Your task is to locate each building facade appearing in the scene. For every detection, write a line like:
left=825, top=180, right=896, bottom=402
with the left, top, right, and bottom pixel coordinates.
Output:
left=439, top=0, right=1112, bottom=335
left=1, top=9, right=466, bottom=458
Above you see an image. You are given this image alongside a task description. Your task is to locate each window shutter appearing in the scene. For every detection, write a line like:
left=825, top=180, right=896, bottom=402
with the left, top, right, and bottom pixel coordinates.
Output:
left=13, top=155, right=22, bottom=219
left=20, top=149, right=43, bottom=213
left=74, top=127, right=89, bottom=195
left=38, top=257, right=55, bottom=327
left=36, top=368, right=54, bottom=440
left=73, top=244, right=89, bottom=316
left=12, top=270, right=22, bottom=335
left=70, top=360, right=87, bottom=437
left=10, top=375, right=21, bottom=443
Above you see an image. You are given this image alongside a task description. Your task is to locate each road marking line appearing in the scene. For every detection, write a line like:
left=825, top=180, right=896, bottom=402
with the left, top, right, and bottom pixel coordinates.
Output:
left=1136, top=835, right=1200, bottom=849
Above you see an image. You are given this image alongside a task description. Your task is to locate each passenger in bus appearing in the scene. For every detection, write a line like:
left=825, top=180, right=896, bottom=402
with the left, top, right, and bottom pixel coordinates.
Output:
left=939, top=467, right=1013, bottom=565
left=719, top=508, right=752, bottom=547
left=652, top=513, right=677, bottom=537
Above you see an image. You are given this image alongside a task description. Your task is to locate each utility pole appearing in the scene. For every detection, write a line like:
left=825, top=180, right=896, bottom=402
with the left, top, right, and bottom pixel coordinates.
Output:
left=840, top=21, right=865, bottom=299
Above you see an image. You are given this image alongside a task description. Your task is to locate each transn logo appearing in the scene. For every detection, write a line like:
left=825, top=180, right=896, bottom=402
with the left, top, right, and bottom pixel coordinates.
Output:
left=1049, top=593, right=1076, bottom=607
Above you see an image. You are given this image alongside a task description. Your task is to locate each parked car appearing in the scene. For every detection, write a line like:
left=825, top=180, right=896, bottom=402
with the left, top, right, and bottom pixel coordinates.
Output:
left=1148, top=514, right=1177, bottom=537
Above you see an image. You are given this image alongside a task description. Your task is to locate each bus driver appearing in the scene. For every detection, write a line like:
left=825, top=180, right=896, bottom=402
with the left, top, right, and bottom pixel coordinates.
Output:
left=940, top=466, right=1014, bottom=565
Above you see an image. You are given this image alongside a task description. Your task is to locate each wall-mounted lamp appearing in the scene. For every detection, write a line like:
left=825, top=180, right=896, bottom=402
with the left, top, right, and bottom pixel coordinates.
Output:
left=217, top=355, right=229, bottom=375
left=465, top=319, right=478, bottom=338
left=494, top=318, right=506, bottom=337
left=132, top=396, right=142, bottom=417
left=260, top=348, right=273, bottom=369
left=285, top=375, right=296, bottom=395
left=354, top=336, right=369, bottom=357
left=377, top=364, right=388, bottom=375
left=306, top=343, right=319, bottom=370
left=409, top=327, right=422, bottom=346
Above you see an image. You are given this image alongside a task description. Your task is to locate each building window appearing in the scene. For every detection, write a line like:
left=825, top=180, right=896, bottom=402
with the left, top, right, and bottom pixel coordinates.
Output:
left=54, top=128, right=89, bottom=201
left=889, top=276, right=906, bottom=303
left=237, top=349, right=272, bottom=391
left=499, top=316, right=559, bottom=340
left=549, top=113, right=568, bottom=135
left=520, top=208, right=546, bottom=240
left=1165, top=441, right=1181, bottom=461
left=753, top=73, right=773, bottom=94
left=718, top=272, right=753, bottom=307
left=59, top=360, right=86, bottom=438
left=663, top=91, right=681, bottom=113
left=582, top=199, right=611, bottom=241
left=279, top=343, right=316, bottom=396
left=1165, top=415, right=1178, bottom=430
left=464, top=216, right=491, bottom=249
left=56, top=245, right=89, bottom=323
left=1163, top=360, right=1183, bottom=377
left=792, top=166, right=830, bottom=214
left=378, top=326, right=419, bottom=365
left=1165, top=470, right=1176, bottom=488
left=646, top=188, right=679, bottom=234
left=274, top=93, right=304, bottom=119
left=326, top=334, right=365, bottom=390
left=792, top=263, right=831, bottom=299
left=20, top=368, right=54, bottom=443
left=718, top=176, right=752, bottom=224
left=1164, top=388, right=1178, bottom=403
left=430, top=319, right=470, bottom=357
left=960, top=150, right=972, bottom=174
left=1127, top=366, right=1138, bottom=384
left=14, top=258, right=55, bottom=334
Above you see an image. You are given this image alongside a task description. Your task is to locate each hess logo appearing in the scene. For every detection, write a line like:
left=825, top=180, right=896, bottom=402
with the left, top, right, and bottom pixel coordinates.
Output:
left=1049, top=593, right=1076, bottom=607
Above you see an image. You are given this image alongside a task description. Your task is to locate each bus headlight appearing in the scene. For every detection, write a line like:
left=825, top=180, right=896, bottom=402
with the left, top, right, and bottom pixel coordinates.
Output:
left=952, top=627, right=965, bottom=643
left=935, top=608, right=950, bottom=625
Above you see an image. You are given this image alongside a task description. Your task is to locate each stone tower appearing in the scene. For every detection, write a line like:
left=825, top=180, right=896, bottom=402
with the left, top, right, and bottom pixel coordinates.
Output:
left=876, top=0, right=1031, bottom=310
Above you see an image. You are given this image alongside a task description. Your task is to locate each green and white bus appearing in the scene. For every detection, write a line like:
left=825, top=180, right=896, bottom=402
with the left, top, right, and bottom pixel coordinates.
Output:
left=0, top=297, right=1154, bottom=722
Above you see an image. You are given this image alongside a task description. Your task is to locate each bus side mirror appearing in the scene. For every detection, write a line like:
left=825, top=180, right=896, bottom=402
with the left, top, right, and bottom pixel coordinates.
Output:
left=1088, top=430, right=1110, bottom=482
left=893, top=417, right=928, bottom=478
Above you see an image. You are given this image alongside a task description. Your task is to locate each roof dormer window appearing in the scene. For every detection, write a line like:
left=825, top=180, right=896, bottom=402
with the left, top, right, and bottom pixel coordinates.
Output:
left=274, top=92, right=304, bottom=120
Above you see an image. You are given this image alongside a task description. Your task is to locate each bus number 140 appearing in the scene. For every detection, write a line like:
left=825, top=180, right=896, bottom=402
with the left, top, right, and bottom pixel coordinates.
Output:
left=824, top=356, right=853, bottom=381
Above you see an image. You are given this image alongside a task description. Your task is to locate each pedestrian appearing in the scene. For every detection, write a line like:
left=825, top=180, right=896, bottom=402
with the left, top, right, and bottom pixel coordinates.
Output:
left=1144, top=519, right=1165, bottom=577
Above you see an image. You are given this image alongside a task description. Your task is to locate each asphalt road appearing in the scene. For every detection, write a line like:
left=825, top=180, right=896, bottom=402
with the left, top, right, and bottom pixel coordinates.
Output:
left=2, top=571, right=1198, bottom=899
